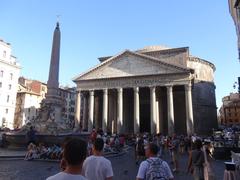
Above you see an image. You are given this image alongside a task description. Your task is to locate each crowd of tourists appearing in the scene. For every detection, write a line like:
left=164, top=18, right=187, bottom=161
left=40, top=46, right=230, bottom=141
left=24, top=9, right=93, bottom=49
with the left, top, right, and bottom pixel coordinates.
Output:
left=24, top=128, right=126, bottom=161
left=46, top=137, right=113, bottom=180
left=134, top=133, right=215, bottom=180
left=44, top=130, right=216, bottom=180
left=212, top=126, right=240, bottom=148
left=87, top=129, right=126, bottom=155
left=24, top=126, right=63, bottom=161
left=24, top=143, right=63, bottom=160
left=24, top=126, right=217, bottom=180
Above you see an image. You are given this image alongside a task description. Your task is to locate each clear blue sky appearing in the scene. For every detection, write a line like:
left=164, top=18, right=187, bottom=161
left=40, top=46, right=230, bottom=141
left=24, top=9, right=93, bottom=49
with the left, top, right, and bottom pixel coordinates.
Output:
left=1, top=0, right=239, bottom=108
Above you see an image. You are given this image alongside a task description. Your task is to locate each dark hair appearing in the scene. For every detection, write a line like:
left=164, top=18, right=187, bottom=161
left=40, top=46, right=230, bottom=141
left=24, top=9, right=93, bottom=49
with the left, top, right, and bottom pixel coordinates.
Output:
left=63, top=138, right=87, bottom=166
left=62, top=137, right=72, bottom=148
left=194, top=139, right=203, bottom=150
left=94, top=138, right=104, bottom=151
left=148, top=143, right=159, bottom=155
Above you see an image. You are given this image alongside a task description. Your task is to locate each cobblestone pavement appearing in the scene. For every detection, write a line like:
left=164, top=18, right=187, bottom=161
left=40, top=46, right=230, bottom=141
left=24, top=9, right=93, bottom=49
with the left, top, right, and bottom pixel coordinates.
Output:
left=0, top=148, right=25, bottom=157
left=0, top=148, right=225, bottom=180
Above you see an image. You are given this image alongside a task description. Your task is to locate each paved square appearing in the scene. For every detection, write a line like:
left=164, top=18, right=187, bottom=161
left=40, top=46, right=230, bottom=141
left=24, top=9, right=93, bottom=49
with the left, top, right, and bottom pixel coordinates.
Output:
left=0, top=148, right=225, bottom=180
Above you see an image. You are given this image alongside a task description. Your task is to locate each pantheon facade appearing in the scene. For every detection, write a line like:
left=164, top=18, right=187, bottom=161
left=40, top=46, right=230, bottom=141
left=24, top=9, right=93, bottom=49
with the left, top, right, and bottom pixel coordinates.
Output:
left=73, top=46, right=217, bottom=135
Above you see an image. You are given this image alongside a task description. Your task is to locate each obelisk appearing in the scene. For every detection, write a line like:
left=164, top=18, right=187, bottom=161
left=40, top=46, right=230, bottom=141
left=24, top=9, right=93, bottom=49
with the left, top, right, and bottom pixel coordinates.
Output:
left=43, top=22, right=63, bottom=125
left=25, top=22, right=71, bottom=134
left=46, top=22, right=61, bottom=100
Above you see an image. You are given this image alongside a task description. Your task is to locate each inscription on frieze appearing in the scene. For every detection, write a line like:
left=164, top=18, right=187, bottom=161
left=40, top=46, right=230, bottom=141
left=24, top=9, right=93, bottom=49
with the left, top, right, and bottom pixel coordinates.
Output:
left=78, top=74, right=190, bottom=90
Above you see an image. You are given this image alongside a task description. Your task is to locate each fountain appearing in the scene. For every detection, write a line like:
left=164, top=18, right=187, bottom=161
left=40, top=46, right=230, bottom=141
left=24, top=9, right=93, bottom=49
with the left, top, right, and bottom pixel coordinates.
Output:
left=3, top=22, right=89, bottom=148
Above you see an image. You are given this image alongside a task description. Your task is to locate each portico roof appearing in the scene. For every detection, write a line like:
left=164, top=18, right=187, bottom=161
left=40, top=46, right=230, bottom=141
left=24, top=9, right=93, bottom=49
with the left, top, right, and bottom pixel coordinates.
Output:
left=73, top=50, right=193, bottom=82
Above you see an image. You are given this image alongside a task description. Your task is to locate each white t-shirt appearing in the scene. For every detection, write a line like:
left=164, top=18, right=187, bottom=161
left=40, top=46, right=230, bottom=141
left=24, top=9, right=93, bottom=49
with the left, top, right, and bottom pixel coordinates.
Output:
left=136, top=157, right=174, bottom=180
left=46, top=172, right=86, bottom=180
left=82, top=155, right=113, bottom=180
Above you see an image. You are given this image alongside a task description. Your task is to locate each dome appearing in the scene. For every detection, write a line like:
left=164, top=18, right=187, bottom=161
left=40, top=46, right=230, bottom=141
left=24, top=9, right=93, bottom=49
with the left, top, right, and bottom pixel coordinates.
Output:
left=135, top=45, right=171, bottom=53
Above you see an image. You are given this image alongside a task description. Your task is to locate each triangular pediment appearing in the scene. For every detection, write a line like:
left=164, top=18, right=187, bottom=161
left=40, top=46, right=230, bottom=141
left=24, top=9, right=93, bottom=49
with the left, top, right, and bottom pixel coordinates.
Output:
left=73, top=50, right=191, bottom=81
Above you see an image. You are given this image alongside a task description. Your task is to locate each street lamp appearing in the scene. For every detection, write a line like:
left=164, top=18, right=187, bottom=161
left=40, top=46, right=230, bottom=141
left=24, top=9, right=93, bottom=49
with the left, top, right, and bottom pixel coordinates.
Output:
left=233, top=77, right=240, bottom=93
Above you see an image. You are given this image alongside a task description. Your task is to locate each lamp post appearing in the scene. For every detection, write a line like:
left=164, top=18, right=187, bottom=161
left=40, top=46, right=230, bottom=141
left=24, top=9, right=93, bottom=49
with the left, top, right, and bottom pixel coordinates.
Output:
left=233, top=77, right=240, bottom=93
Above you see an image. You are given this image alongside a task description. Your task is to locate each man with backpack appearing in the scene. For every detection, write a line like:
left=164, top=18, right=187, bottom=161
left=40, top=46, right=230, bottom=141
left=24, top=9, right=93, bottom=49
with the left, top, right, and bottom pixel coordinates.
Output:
left=136, top=143, right=174, bottom=180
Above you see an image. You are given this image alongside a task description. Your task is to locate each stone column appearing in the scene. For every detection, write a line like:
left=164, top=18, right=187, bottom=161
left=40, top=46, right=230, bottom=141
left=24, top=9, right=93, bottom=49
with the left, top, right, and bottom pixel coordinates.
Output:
left=102, top=89, right=108, bottom=132
left=156, top=100, right=160, bottom=134
left=185, top=84, right=194, bottom=135
left=82, top=94, right=88, bottom=130
left=117, top=88, right=123, bottom=134
left=150, top=87, right=156, bottom=134
left=74, top=90, right=81, bottom=129
left=167, top=85, right=174, bottom=135
left=134, top=87, right=140, bottom=134
left=88, top=90, right=94, bottom=132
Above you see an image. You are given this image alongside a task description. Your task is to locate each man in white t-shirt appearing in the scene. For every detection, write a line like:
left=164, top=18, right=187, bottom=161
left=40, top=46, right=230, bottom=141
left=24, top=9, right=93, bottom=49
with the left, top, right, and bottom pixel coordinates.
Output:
left=46, top=138, right=87, bottom=180
left=136, top=143, right=174, bottom=180
left=82, top=138, right=113, bottom=180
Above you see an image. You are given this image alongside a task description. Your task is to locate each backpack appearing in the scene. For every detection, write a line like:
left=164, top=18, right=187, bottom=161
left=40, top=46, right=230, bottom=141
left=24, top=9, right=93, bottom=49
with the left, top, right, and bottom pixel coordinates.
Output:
left=145, top=158, right=168, bottom=180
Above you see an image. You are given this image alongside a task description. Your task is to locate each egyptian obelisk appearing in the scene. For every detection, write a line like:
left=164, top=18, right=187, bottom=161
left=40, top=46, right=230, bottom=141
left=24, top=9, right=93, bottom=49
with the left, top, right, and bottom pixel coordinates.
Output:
left=42, top=22, right=63, bottom=127
left=46, top=22, right=61, bottom=100
left=20, top=22, right=71, bottom=134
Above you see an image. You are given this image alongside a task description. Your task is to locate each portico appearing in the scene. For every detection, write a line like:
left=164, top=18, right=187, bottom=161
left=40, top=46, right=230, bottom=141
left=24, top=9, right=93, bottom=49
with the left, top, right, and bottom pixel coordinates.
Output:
left=73, top=48, right=196, bottom=135
left=75, top=82, right=193, bottom=135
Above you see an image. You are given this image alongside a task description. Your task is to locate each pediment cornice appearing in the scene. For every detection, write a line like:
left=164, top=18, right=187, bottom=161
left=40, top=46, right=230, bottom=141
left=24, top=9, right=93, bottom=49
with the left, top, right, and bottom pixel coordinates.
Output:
left=73, top=50, right=192, bottom=82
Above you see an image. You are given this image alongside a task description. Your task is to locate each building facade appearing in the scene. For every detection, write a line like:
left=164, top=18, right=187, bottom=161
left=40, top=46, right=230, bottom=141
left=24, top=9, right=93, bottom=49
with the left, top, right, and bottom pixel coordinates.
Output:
left=14, top=77, right=76, bottom=128
left=60, top=86, right=76, bottom=127
left=73, top=46, right=218, bottom=135
left=229, top=0, right=240, bottom=59
left=0, top=39, right=21, bottom=129
left=14, top=77, right=47, bottom=128
left=219, top=93, right=240, bottom=125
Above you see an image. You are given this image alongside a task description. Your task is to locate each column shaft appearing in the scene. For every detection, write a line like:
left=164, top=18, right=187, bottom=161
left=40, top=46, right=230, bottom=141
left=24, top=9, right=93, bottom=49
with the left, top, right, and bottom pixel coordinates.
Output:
left=88, top=90, right=94, bottom=132
left=82, top=94, right=88, bottom=130
left=117, top=88, right=123, bottom=134
left=134, top=87, right=140, bottom=133
left=156, top=100, right=160, bottom=134
left=185, top=84, right=194, bottom=135
left=167, top=86, right=174, bottom=135
left=102, top=89, right=108, bottom=132
left=150, top=87, right=156, bottom=134
left=74, top=90, right=81, bottom=129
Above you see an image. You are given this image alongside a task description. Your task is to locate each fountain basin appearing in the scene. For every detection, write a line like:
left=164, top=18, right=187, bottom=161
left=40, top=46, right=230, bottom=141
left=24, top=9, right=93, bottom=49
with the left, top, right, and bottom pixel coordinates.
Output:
left=2, top=132, right=90, bottom=148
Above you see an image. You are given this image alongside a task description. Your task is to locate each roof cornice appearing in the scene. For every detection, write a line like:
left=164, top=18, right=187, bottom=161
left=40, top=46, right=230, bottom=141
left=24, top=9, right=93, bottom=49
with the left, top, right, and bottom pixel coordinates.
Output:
left=76, top=71, right=191, bottom=83
left=189, top=56, right=216, bottom=71
left=0, top=59, right=21, bottom=69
